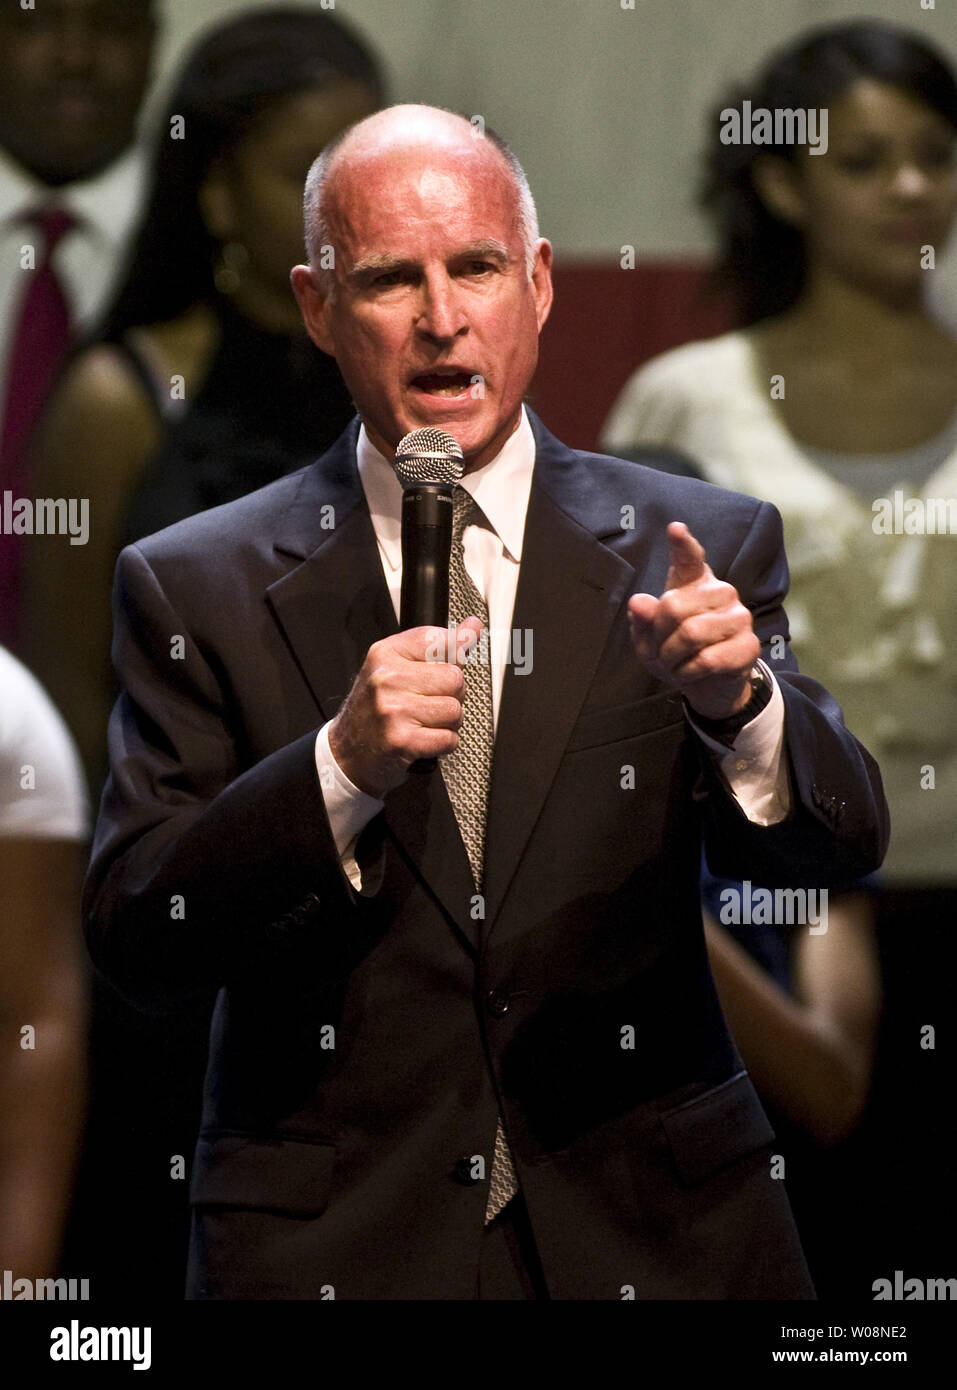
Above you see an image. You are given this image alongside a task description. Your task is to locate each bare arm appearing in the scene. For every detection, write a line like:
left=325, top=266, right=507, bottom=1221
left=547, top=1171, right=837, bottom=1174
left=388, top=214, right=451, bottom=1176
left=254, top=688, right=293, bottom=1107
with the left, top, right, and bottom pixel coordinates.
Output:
left=704, top=892, right=881, bottom=1146
left=19, top=346, right=163, bottom=792
left=0, top=839, right=87, bottom=1274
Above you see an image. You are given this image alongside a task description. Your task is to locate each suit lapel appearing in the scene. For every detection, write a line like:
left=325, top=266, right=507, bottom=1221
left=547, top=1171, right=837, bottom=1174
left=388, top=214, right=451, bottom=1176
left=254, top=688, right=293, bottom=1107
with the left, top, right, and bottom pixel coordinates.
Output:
left=481, top=416, right=641, bottom=933
left=265, top=422, right=479, bottom=949
left=266, top=424, right=394, bottom=720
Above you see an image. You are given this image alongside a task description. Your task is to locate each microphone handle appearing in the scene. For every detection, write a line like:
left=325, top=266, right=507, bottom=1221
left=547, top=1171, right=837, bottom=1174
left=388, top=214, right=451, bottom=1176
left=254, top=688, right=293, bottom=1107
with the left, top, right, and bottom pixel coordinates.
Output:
left=400, top=483, right=454, bottom=772
left=399, top=483, right=453, bottom=629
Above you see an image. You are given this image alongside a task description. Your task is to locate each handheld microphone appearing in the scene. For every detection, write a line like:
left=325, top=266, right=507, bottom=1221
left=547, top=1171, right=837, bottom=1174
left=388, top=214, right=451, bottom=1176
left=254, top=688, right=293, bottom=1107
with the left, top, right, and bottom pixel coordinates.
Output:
left=393, top=427, right=465, bottom=629
left=393, top=427, right=465, bottom=773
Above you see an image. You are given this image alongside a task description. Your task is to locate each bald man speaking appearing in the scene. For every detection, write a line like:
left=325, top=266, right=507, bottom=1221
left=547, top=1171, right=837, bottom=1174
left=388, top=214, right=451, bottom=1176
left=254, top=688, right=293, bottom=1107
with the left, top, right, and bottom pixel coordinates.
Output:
left=85, top=106, right=887, bottom=1300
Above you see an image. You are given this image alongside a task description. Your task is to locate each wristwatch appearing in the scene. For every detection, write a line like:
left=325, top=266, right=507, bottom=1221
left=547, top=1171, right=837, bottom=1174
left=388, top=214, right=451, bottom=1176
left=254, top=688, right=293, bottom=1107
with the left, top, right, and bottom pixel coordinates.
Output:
left=686, top=662, right=772, bottom=747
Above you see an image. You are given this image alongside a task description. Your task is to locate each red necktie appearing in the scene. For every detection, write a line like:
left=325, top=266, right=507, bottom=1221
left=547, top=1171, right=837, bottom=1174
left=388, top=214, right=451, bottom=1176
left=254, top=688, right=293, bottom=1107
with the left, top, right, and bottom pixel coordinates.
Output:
left=0, top=206, right=76, bottom=646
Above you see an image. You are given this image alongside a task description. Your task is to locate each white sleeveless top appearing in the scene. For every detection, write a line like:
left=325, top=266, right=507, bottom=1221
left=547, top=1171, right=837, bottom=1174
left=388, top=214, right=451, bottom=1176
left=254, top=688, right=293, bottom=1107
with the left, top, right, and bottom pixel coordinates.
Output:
left=603, top=330, right=957, bottom=883
left=0, top=645, right=88, bottom=839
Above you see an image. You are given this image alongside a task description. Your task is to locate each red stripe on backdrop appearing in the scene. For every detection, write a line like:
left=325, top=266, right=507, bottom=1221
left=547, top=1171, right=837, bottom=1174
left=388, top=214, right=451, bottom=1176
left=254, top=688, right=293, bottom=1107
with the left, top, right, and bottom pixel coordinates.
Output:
left=529, top=260, right=733, bottom=452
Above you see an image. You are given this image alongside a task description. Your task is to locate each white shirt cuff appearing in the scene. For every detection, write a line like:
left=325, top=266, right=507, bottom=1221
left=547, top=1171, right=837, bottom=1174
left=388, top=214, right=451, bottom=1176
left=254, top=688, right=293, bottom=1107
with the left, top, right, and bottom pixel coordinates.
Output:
left=314, top=721, right=385, bottom=886
left=687, top=662, right=790, bottom=825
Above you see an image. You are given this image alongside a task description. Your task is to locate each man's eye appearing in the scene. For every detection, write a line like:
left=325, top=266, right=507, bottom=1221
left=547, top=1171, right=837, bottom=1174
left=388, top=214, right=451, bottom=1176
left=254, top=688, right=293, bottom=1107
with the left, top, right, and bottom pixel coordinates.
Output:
left=373, top=270, right=405, bottom=286
left=465, top=261, right=494, bottom=274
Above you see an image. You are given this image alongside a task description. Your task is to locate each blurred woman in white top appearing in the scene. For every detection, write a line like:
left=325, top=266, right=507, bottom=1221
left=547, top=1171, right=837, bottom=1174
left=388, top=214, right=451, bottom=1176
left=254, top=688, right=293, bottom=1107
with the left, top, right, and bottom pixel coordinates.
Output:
left=0, top=644, right=88, bottom=1277
left=603, top=23, right=957, bottom=1182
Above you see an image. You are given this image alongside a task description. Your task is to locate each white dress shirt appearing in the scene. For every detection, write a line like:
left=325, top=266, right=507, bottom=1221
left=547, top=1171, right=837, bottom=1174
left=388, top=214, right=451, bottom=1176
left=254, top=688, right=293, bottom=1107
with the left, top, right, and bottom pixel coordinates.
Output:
left=0, top=142, right=146, bottom=424
left=315, top=407, right=790, bottom=886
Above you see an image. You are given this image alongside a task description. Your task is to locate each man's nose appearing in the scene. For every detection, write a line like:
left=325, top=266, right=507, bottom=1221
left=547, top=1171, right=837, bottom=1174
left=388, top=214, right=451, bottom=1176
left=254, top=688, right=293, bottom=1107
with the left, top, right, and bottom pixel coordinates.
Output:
left=415, top=273, right=467, bottom=342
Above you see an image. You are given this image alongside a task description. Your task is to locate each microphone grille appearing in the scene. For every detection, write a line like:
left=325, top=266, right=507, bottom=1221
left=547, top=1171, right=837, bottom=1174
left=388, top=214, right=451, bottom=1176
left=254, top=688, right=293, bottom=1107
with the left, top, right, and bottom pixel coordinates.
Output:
left=393, top=428, right=465, bottom=486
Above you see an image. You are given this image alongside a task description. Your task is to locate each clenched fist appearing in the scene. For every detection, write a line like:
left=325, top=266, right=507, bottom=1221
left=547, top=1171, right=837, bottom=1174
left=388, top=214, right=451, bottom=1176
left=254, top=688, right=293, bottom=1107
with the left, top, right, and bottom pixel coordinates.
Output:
left=328, top=617, right=484, bottom=798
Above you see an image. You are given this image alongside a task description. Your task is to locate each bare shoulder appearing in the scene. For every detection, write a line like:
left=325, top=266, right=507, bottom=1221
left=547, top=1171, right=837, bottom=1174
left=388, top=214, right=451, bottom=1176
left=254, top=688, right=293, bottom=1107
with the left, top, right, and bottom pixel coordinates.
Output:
left=29, top=343, right=162, bottom=499
left=47, top=342, right=159, bottom=435
left=47, top=305, right=217, bottom=435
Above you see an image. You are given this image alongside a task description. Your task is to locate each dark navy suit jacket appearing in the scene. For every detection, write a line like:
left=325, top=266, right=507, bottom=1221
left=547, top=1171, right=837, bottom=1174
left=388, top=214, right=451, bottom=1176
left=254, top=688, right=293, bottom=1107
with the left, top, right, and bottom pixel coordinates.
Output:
left=84, top=412, right=888, bottom=1299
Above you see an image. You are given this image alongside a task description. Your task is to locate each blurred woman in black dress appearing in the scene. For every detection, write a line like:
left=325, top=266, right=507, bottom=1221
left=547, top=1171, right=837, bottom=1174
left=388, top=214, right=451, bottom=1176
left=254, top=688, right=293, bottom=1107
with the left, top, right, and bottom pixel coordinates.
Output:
left=23, top=6, right=385, bottom=794
left=19, top=6, right=384, bottom=1302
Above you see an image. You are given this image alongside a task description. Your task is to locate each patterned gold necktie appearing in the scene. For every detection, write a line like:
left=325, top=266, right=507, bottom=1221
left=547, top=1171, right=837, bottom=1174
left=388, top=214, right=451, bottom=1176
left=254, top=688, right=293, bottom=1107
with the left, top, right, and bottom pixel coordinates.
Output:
left=440, top=486, right=518, bottom=1223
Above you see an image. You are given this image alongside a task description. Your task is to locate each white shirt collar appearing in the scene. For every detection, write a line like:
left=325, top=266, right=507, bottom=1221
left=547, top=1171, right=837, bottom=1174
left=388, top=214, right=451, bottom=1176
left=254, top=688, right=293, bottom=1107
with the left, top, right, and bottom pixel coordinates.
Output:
left=0, top=142, right=146, bottom=248
left=356, top=406, right=536, bottom=573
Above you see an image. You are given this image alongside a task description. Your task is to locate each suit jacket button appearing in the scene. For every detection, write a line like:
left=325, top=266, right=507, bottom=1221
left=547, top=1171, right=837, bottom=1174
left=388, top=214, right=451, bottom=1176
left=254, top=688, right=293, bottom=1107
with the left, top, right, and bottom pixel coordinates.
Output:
left=453, top=1156, right=480, bottom=1185
left=486, top=988, right=510, bottom=1017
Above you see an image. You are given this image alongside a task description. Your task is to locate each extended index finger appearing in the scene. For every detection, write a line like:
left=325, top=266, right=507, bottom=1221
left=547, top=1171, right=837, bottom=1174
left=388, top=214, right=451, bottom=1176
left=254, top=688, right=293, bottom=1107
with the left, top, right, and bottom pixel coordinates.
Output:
left=665, top=521, right=709, bottom=589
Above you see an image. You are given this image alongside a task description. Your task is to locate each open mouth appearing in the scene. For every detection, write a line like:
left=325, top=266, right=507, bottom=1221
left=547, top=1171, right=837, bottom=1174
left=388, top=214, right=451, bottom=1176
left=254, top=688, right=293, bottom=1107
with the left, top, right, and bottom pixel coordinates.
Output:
left=411, top=369, right=476, bottom=397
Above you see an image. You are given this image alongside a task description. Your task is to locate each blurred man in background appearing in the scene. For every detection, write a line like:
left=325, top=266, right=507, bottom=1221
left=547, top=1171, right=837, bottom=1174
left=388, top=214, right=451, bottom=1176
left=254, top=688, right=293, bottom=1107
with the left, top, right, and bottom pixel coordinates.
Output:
left=0, top=0, right=157, bottom=646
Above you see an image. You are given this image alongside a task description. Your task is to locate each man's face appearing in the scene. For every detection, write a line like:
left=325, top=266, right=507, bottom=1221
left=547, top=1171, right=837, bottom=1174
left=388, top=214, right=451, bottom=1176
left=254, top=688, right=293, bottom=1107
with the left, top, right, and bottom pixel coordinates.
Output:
left=0, top=0, right=155, bottom=186
left=292, top=136, right=553, bottom=471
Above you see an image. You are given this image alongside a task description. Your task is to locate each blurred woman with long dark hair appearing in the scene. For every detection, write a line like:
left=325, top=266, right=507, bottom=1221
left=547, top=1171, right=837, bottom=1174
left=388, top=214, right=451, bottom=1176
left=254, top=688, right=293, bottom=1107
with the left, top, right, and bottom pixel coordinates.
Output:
left=603, top=19, right=957, bottom=1293
left=22, top=6, right=384, bottom=792
left=605, top=28, right=957, bottom=860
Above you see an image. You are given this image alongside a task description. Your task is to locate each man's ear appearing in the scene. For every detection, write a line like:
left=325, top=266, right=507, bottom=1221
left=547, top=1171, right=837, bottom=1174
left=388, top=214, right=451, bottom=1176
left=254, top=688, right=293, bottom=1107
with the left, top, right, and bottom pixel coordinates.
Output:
left=290, top=264, right=335, bottom=355
left=751, top=156, right=805, bottom=227
left=531, top=238, right=554, bottom=331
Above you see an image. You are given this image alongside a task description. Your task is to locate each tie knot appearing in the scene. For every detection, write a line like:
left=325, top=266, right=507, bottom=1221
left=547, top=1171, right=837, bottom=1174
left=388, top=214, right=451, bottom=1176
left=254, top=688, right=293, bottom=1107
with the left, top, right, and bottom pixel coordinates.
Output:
left=26, top=206, right=76, bottom=258
left=452, top=485, right=484, bottom=542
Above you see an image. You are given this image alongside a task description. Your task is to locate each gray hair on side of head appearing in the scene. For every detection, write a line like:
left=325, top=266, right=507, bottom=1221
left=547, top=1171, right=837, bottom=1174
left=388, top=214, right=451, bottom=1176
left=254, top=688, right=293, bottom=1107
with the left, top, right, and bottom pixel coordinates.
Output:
left=302, top=115, right=541, bottom=294
left=483, top=124, right=540, bottom=280
left=302, top=126, right=350, bottom=292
